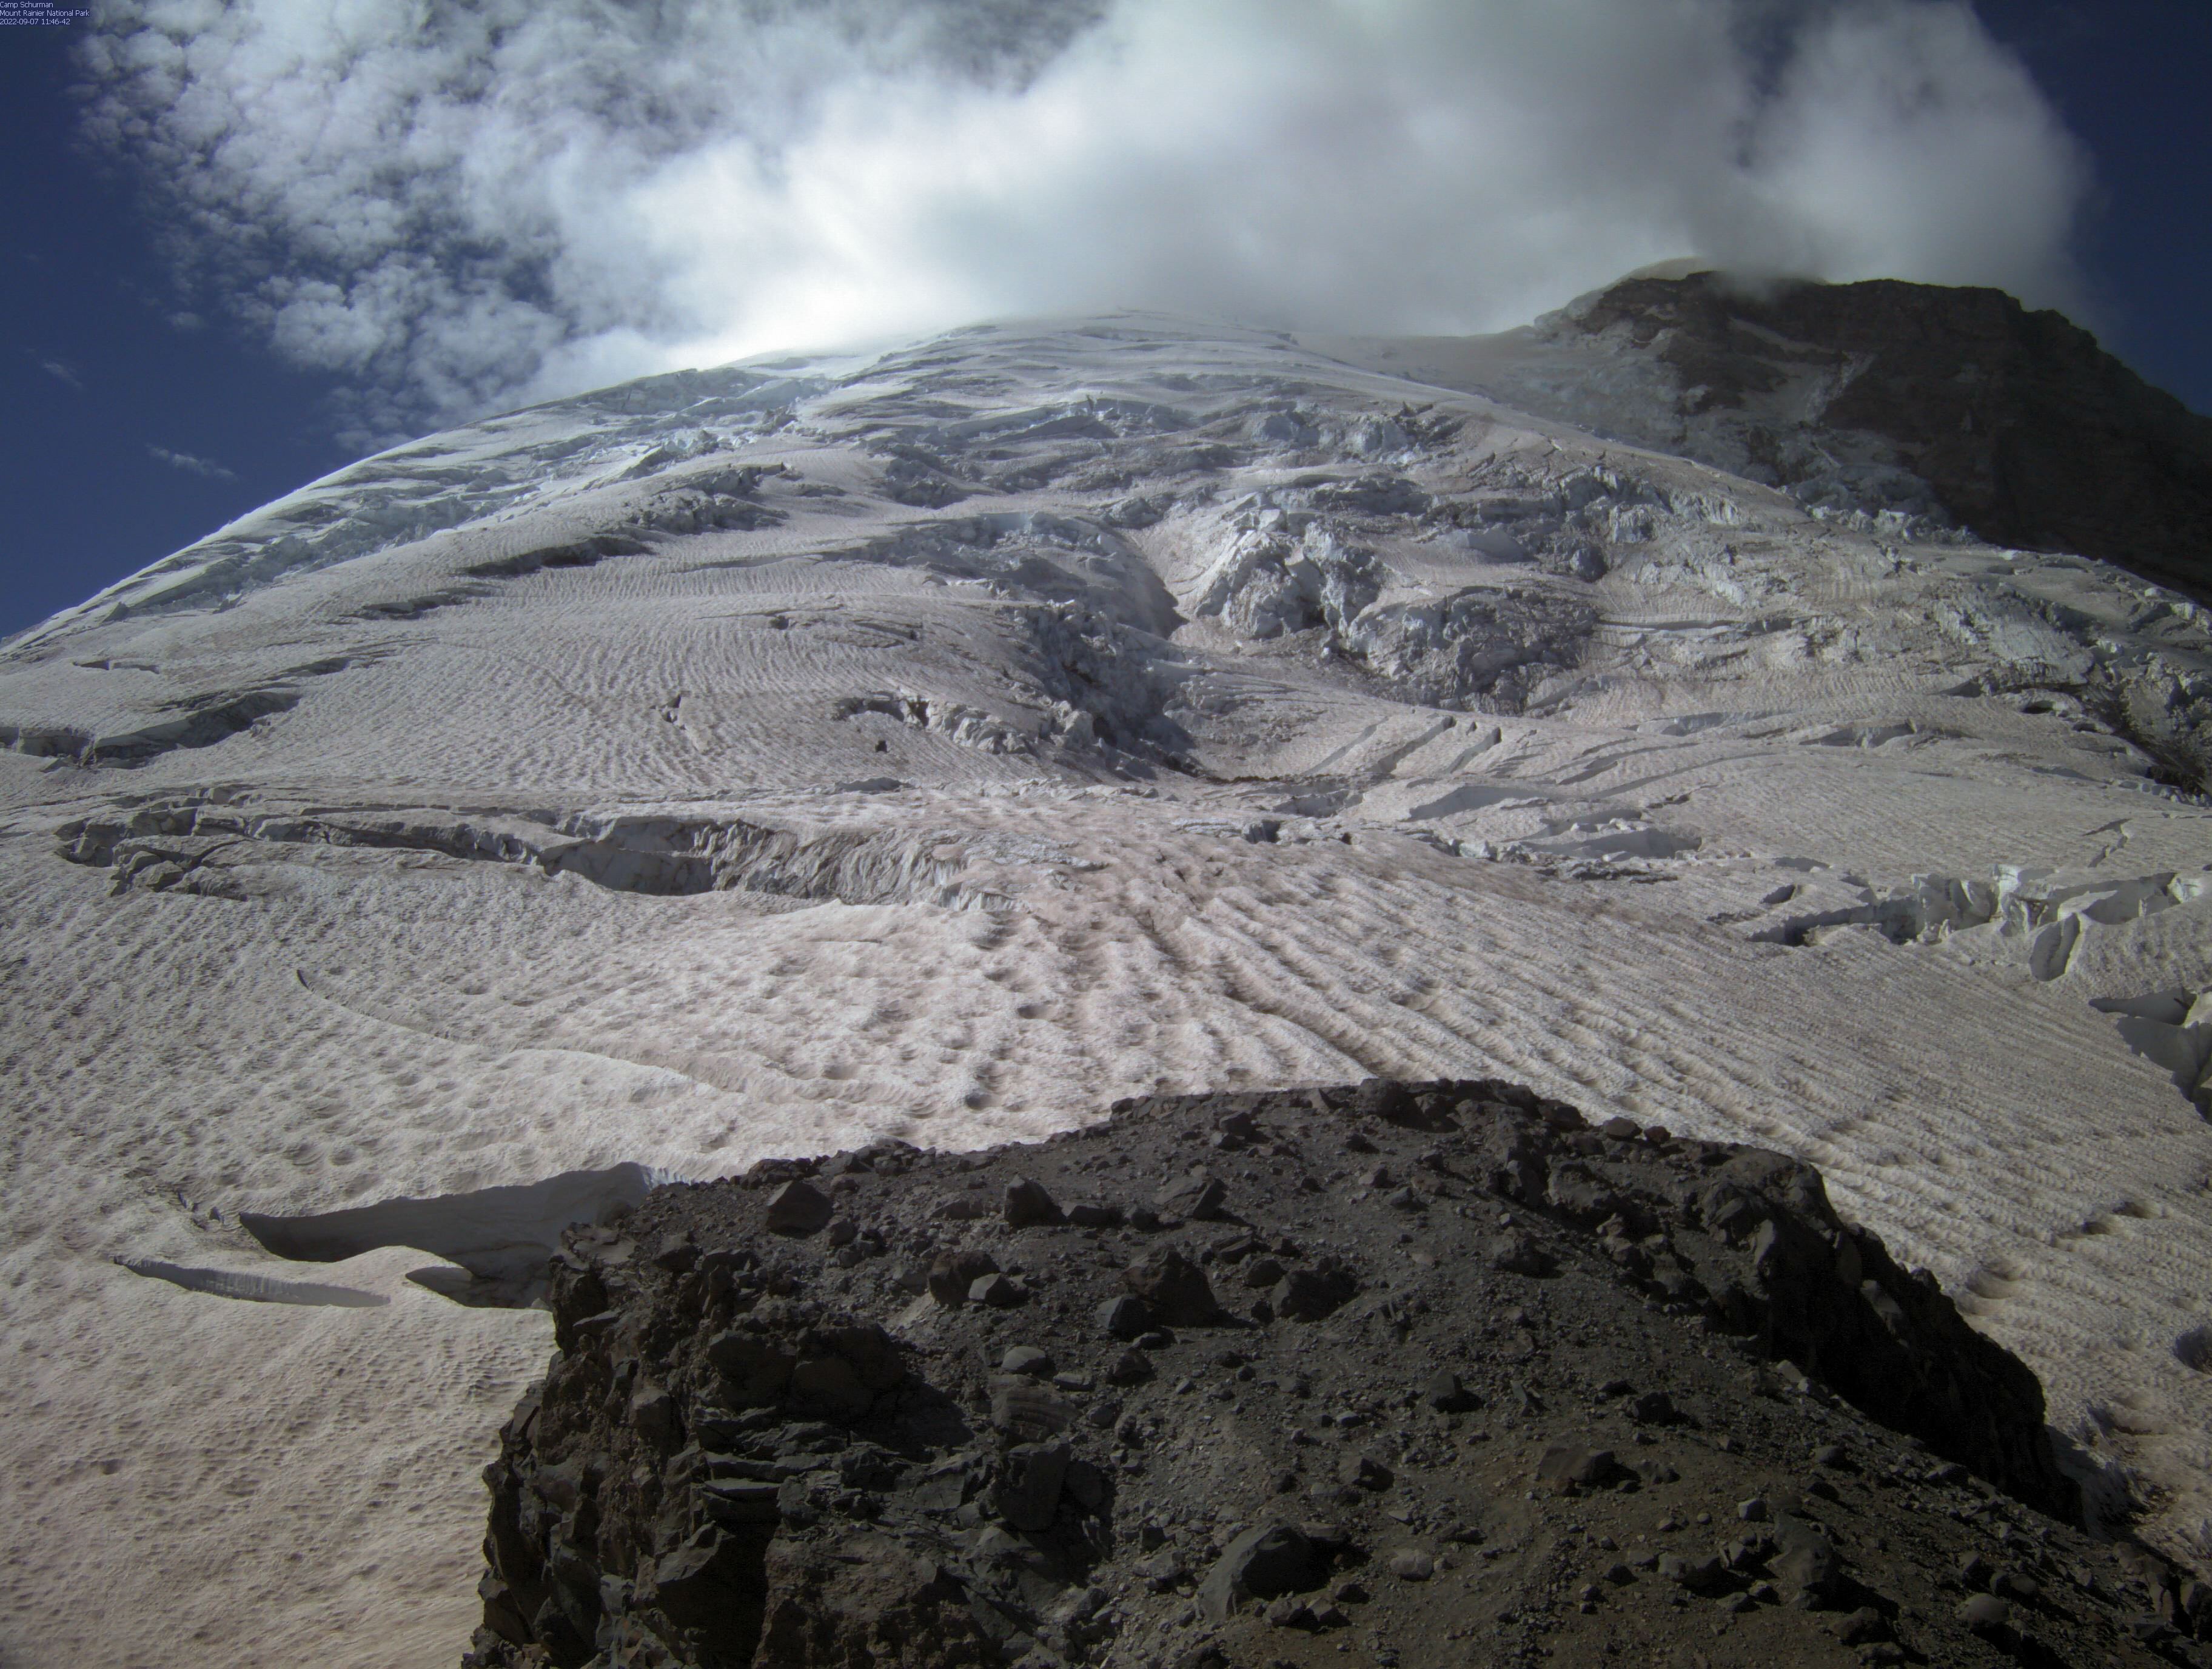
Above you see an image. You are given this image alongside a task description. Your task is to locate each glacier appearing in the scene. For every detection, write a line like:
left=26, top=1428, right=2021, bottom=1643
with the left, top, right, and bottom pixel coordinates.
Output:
left=2, top=292, right=2210, bottom=1665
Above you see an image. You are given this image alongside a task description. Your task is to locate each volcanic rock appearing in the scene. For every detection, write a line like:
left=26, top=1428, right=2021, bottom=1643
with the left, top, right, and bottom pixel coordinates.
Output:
left=1538, top=270, right=2212, bottom=602
left=1121, top=1246, right=1224, bottom=1326
left=457, top=1075, right=2209, bottom=1669
left=763, top=1180, right=834, bottom=1237
left=1197, top=1524, right=1316, bottom=1621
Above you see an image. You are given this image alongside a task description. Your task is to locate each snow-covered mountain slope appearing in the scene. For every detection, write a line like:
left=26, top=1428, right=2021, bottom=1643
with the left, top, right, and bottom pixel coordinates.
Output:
left=3, top=303, right=2211, bottom=1665
left=1309, top=266, right=2212, bottom=611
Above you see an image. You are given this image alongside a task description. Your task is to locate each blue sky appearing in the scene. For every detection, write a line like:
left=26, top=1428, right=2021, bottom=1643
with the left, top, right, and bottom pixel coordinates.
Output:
left=4, top=16, right=355, bottom=637
left=2, top=0, right=2207, bottom=642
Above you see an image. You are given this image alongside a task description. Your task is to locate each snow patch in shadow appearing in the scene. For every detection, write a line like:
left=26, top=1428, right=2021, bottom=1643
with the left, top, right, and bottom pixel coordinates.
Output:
left=462, top=532, right=651, bottom=579
left=4, top=656, right=361, bottom=768
left=119, top=1257, right=389, bottom=1308
left=2176, top=1325, right=2212, bottom=1372
left=241, top=1164, right=658, bottom=1307
left=1748, top=868, right=2207, bottom=984
left=2089, top=989, right=2212, bottom=1114
left=58, top=800, right=1032, bottom=911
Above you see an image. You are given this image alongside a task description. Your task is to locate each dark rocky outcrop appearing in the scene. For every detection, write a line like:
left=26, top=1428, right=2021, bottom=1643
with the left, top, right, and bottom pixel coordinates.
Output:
left=466, top=1080, right=2210, bottom=1669
left=1557, top=271, right=2212, bottom=601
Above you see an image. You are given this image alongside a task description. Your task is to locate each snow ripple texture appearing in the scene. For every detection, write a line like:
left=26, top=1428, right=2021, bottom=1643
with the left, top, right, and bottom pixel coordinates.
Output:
left=2, top=311, right=2211, bottom=1665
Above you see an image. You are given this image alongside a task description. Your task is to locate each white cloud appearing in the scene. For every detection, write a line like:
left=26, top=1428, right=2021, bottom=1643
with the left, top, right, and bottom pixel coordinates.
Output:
left=147, top=444, right=236, bottom=480
left=78, top=0, right=2089, bottom=445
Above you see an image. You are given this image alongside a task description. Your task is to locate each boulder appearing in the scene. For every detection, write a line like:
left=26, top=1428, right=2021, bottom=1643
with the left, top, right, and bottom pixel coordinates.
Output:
left=1271, top=1257, right=1358, bottom=1321
left=990, top=1379, right=1074, bottom=1443
left=990, top=1442, right=1070, bottom=1532
left=1771, top=1518, right=1843, bottom=1608
left=1097, top=1295, right=1153, bottom=1339
left=1124, top=1247, right=1224, bottom=1326
left=969, top=1272, right=1025, bottom=1308
left=927, top=1249, right=999, bottom=1307
left=765, top=1180, right=834, bottom=1236
left=1003, top=1177, right=1063, bottom=1228
left=1156, top=1170, right=1228, bottom=1221
left=1423, top=1370, right=1481, bottom=1413
left=1535, top=1444, right=1620, bottom=1494
left=1198, top=1524, right=1316, bottom=1621
left=1387, top=1549, right=1435, bottom=1581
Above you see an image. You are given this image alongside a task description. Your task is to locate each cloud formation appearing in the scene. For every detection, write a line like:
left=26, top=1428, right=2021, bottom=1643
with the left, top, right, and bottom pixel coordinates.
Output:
left=80, top=0, right=2088, bottom=444
left=147, top=445, right=235, bottom=480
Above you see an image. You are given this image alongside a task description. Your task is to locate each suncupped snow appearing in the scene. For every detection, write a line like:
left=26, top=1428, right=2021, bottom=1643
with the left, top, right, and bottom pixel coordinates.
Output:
left=2, top=297, right=2211, bottom=1665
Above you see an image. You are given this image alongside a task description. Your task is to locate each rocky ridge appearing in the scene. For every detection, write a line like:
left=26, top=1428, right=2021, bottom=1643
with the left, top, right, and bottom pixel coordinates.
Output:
left=465, top=1079, right=2209, bottom=1669
left=1541, top=271, right=2212, bottom=603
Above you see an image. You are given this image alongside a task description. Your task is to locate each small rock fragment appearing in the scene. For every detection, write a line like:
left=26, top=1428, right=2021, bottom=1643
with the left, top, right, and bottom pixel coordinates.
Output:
left=991, top=1442, right=1070, bottom=1532
left=1658, top=1553, right=1729, bottom=1594
left=1771, top=1521, right=1842, bottom=1608
left=649, top=1234, right=698, bottom=1273
left=1629, top=1390, right=1678, bottom=1424
left=1338, top=1454, right=1393, bottom=1492
left=1157, top=1169, right=1230, bottom=1221
left=927, top=1248, right=999, bottom=1307
left=1263, top=1594, right=1314, bottom=1628
left=1423, top=1370, right=1482, bottom=1413
left=1992, top=1570, right=2039, bottom=1604
left=629, top=1382, right=675, bottom=1445
left=1956, top=1593, right=2012, bottom=1634
left=1271, top=1257, right=1358, bottom=1322
left=1106, top=1349, right=1155, bottom=1385
left=970, top=1272, right=1025, bottom=1308
left=1098, top=1294, right=1154, bottom=1340
left=1487, top=1231, right=1555, bottom=1276
left=1834, top=1607, right=1889, bottom=1645
left=1535, top=1445, right=1619, bottom=1494
left=990, top=1379, right=1074, bottom=1443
